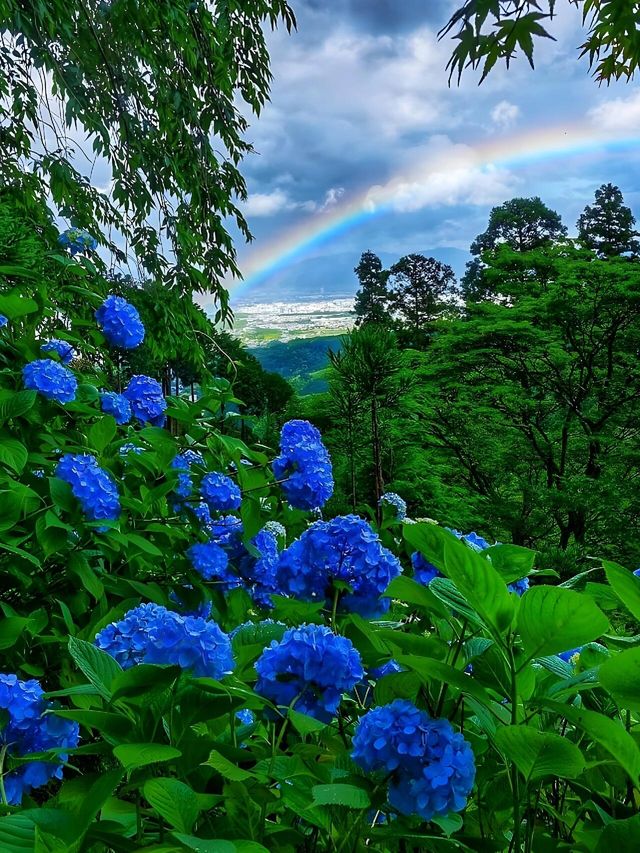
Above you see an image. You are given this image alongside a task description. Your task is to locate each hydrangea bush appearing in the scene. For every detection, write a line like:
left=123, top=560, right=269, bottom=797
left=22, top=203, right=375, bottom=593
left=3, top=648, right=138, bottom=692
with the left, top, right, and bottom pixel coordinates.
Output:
left=0, top=226, right=638, bottom=853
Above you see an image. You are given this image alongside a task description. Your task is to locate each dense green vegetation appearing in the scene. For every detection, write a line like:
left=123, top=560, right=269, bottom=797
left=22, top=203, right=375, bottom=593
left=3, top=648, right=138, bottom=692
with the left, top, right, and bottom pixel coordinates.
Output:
left=299, top=187, right=640, bottom=575
left=249, top=336, right=342, bottom=394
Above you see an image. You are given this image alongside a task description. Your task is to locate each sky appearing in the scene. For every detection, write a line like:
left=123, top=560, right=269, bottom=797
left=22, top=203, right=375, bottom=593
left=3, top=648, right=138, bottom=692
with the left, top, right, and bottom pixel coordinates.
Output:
left=222, top=0, right=640, bottom=304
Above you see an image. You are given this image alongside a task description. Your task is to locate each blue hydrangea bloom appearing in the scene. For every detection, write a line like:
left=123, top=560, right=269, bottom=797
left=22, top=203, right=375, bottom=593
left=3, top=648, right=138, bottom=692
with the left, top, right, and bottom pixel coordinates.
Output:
left=352, top=699, right=475, bottom=821
left=171, top=450, right=205, bottom=470
left=236, top=709, right=256, bottom=725
left=241, top=528, right=281, bottom=608
left=23, top=358, right=77, bottom=404
left=186, top=540, right=233, bottom=585
left=191, top=501, right=213, bottom=529
left=55, top=453, right=120, bottom=522
left=277, top=515, right=402, bottom=617
left=58, top=227, right=97, bottom=256
left=0, top=673, right=80, bottom=805
left=175, top=473, right=193, bottom=500
left=95, top=603, right=233, bottom=678
left=255, top=624, right=363, bottom=721
left=449, top=529, right=491, bottom=551
left=123, top=375, right=166, bottom=425
left=119, top=442, right=142, bottom=457
left=40, top=338, right=76, bottom=364
left=379, top=492, right=407, bottom=520
left=369, top=659, right=404, bottom=679
left=272, top=419, right=334, bottom=510
left=100, top=391, right=132, bottom=425
left=508, top=577, right=530, bottom=596
left=412, top=552, right=442, bottom=586
left=558, top=647, right=581, bottom=664
left=263, top=520, right=286, bottom=541
left=95, top=295, right=145, bottom=348
left=0, top=314, right=7, bottom=328
left=200, top=472, right=241, bottom=511
left=634, top=568, right=640, bottom=577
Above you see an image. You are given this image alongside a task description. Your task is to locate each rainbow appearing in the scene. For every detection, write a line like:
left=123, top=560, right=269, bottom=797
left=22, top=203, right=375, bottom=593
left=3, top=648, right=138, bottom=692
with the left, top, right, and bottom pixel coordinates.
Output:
left=226, top=121, right=640, bottom=302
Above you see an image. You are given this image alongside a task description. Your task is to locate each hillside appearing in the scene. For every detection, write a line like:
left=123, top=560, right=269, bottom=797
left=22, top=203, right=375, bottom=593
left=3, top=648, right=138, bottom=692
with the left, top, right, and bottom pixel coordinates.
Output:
left=249, top=334, right=342, bottom=394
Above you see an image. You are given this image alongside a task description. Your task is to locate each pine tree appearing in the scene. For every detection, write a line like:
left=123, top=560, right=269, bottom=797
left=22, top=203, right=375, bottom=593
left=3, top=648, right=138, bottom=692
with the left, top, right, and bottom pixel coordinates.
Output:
left=577, top=183, right=639, bottom=256
left=353, top=251, right=391, bottom=326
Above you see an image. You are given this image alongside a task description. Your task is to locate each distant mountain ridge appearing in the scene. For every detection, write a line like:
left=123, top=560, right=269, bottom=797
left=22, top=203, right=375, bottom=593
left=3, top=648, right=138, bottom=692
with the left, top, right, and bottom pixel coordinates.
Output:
left=232, top=246, right=469, bottom=305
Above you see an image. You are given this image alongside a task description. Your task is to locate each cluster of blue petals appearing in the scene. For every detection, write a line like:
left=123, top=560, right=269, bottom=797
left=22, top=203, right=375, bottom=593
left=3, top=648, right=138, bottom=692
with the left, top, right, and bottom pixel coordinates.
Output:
left=100, top=391, right=132, bottom=425
left=352, top=699, right=475, bottom=821
left=277, top=514, right=401, bottom=617
left=200, top=472, right=241, bottom=511
left=23, top=358, right=77, bottom=404
left=412, top=552, right=442, bottom=586
left=369, top=660, right=403, bottom=679
left=0, top=314, right=8, bottom=328
left=58, top=227, right=97, bottom=255
left=255, top=624, right=363, bottom=722
left=171, top=450, right=205, bottom=470
left=0, top=674, right=80, bottom=805
left=56, top=453, right=120, bottom=522
left=379, top=492, right=407, bottom=520
left=95, top=603, right=233, bottom=678
left=449, top=529, right=491, bottom=551
left=263, top=520, right=286, bottom=541
left=119, top=442, right=142, bottom=457
left=508, top=577, right=530, bottom=596
left=187, top=540, right=233, bottom=587
left=242, top=528, right=281, bottom=608
left=40, top=339, right=76, bottom=364
left=95, top=295, right=145, bottom=349
left=123, top=375, right=166, bottom=425
left=272, top=419, right=334, bottom=510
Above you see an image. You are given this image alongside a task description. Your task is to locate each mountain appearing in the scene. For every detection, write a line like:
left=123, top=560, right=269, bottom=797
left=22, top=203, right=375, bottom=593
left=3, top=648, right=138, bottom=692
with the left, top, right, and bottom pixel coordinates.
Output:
left=249, top=335, right=342, bottom=394
left=232, top=247, right=469, bottom=305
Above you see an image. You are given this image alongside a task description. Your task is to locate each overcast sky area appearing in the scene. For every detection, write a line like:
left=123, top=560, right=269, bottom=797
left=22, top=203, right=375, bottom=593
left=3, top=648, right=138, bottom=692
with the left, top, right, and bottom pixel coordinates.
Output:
left=224, top=0, right=640, bottom=302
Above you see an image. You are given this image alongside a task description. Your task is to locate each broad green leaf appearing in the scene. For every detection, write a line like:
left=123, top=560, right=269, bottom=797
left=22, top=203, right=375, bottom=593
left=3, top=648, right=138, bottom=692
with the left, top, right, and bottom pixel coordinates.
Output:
left=486, top=544, right=537, bottom=583
left=495, top=725, right=585, bottom=781
left=288, top=708, right=328, bottom=736
left=110, top=664, right=180, bottom=703
left=0, top=290, right=39, bottom=318
left=173, top=836, right=269, bottom=853
left=518, top=586, right=609, bottom=660
left=311, top=784, right=370, bottom=809
left=67, top=637, right=123, bottom=701
left=595, top=815, right=640, bottom=851
left=203, top=750, right=254, bottom=782
left=397, top=655, right=498, bottom=708
left=384, top=575, right=442, bottom=611
left=543, top=700, right=640, bottom=785
left=0, top=389, right=36, bottom=422
left=143, top=778, right=200, bottom=833
left=114, top=744, right=182, bottom=772
left=603, top=561, right=640, bottom=621
left=0, top=814, right=35, bottom=852
left=68, top=552, right=103, bottom=600
left=599, top=648, right=640, bottom=709
left=0, top=616, right=29, bottom=650
left=0, top=437, right=28, bottom=473
left=88, top=415, right=117, bottom=453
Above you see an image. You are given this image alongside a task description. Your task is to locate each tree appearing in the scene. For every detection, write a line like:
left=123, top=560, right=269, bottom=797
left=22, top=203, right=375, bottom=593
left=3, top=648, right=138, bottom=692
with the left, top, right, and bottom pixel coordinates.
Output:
left=440, top=1, right=640, bottom=84
left=388, top=254, right=456, bottom=338
left=471, top=198, right=567, bottom=256
left=0, top=0, right=295, bottom=312
left=578, top=183, right=639, bottom=256
left=353, top=251, right=391, bottom=326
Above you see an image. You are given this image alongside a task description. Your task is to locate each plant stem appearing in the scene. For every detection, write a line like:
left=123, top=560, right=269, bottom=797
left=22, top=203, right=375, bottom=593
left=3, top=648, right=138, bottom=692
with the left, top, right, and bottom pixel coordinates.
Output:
left=508, top=643, right=522, bottom=853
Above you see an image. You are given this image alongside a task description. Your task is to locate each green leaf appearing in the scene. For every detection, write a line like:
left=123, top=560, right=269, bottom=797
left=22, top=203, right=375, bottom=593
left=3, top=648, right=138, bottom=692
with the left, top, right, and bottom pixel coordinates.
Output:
left=487, top=544, right=537, bottom=583
left=384, top=575, right=443, bottom=611
left=495, top=725, right=585, bottom=781
left=311, top=784, right=370, bottom=809
left=89, top=416, right=117, bottom=453
left=68, top=552, right=103, bottom=600
left=0, top=290, right=39, bottom=318
left=113, top=743, right=182, bottom=773
left=599, top=648, right=640, bottom=709
left=595, top=815, right=640, bottom=851
left=203, top=750, right=254, bottom=782
left=603, top=560, right=640, bottom=621
left=0, top=437, right=28, bottom=473
left=0, top=616, right=29, bottom=650
left=288, top=708, right=328, bottom=736
left=173, top=836, right=269, bottom=853
left=67, top=637, right=123, bottom=701
left=517, top=586, right=609, bottom=660
left=110, top=664, right=180, bottom=703
left=144, top=778, right=200, bottom=833
left=0, top=389, right=37, bottom=423
left=543, top=700, right=640, bottom=785
left=0, top=813, right=35, bottom=851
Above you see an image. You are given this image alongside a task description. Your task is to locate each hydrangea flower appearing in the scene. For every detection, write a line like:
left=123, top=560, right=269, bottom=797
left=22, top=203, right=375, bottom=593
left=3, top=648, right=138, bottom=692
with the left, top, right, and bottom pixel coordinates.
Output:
left=352, top=699, right=475, bottom=821
left=0, top=314, right=8, bottom=328
left=123, top=375, right=166, bottom=425
left=200, top=472, right=241, bottom=511
left=190, top=501, right=214, bottom=529
left=272, top=419, right=334, bottom=510
left=58, top=227, right=97, bottom=256
left=255, top=624, right=363, bottom=722
left=23, top=358, right=77, bottom=404
left=100, top=391, right=132, bottom=425
left=168, top=587, right=213, bottom=620
left=55, top=453, right=120, bottom=522
left=171, top=450, right=205, bottom=470
left=236, top=709, right=255, bottom=726
left=95, top=295, right=145, bottom=348
left=0, top=673, right=80, bottom=804
left=40, top=338, right=76, bottom=364
left=558, top=647, right=581, bottom=664
left=186, top=540, right=233, bottom=585
left=449, top=529, right=491, bottom=551
left=95, top=602, right=233, bottom=678
left=263, top=520, right=286, bottom=541
left=119, top=442, right=142, bottom=457
left=369, top=660, right=404, bottom=679
left=379, top=492, right=407, bottom=520
left=241, top=528, right=281, bottom=608
left=634, top=568, right=640, bottom=577
left=508, top=577, right=530, bottom=596
left=412, top=552, right=442, bottom=586
left=277, top=514, right=402, bottom=617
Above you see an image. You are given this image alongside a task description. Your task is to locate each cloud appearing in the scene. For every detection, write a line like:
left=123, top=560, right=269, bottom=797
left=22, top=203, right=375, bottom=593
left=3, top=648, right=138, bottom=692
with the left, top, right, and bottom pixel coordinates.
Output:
left=242, top=189, right=293, bottom=217
left=491, top=100, right=520, bottom=129
left=588, top=90, right=640, bottom=131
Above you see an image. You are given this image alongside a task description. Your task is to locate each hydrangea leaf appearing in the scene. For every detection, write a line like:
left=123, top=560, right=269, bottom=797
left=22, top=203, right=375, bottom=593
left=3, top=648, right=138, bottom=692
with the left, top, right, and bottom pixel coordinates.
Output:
left=599, top=648, right=640, bottom=710
left=114, top=744, right=182, bottom=773
left=603, top=561, right=640, bottom=622
left=143, top=778, right=200, bottom=834
left=495, top=726, right=585, bottom=782
left=68, top=637, right=123, bottom=702
left=311, top=784, right=370, bottom=809
left=517, top=587, right=609, bottom=660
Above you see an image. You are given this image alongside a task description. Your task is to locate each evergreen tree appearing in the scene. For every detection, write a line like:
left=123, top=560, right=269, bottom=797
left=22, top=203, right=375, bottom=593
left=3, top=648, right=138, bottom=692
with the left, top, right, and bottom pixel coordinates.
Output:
left=471, top=197, right=567, bottom=255
left=577, top=183, right=639, bottom=256
left=353, top=251, right=391, bottom=326
left=388, top=254, right=456, bottom=338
